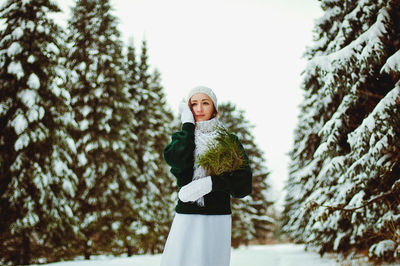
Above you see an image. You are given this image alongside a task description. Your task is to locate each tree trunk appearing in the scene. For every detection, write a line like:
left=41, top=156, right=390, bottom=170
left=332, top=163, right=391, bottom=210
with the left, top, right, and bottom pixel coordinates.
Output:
left=84, top=241, right=90, bottom=260
left=22, top=232, right=30, bottom=265
left=127, top=245, right=133, bottom=257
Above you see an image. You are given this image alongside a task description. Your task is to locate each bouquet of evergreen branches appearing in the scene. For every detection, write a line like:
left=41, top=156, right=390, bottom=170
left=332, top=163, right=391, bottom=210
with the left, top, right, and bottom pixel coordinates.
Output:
left=196, top=127, right=247, bottom=176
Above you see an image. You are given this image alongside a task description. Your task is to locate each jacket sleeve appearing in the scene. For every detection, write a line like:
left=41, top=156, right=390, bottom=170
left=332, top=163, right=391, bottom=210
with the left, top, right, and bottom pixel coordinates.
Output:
left=163, top=123, right=195, bottom=172
left=211, top=135, right=253, bottom=198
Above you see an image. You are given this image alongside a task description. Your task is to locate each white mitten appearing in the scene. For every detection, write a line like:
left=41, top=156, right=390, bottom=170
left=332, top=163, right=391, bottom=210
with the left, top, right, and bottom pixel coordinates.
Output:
left=178, top=176, right=212, bottom=202
left=179, top=101, right=195, bottom=124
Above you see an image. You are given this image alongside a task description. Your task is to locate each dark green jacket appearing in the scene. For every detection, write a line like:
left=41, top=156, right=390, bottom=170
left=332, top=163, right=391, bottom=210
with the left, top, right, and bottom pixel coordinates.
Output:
left=163, top=123, right=253, bottom=215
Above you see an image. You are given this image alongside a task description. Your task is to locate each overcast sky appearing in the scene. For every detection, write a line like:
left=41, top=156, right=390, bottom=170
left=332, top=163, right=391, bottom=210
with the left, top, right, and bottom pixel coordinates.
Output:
left=57, top=0, right=323, bottom=210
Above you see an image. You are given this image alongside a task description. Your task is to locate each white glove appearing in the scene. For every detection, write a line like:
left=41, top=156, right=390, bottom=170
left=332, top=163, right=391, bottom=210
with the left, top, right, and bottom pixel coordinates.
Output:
left=178, top=176, right=212, bottom=202
left=179, top=101, right=195, bottom=124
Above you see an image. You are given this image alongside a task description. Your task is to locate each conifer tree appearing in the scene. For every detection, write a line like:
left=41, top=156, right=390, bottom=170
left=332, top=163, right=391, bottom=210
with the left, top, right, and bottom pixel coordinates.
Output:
left=64, top=0, right=135, bottom=258
left=218, top=102, right=274, bottom=247
left=282, top=0, right=400, bottom=262
left=128, top=40, right=175, bottom=254
left=116, top=40, right=142, bottom=256
left=0, top=0, right=77, bottom=264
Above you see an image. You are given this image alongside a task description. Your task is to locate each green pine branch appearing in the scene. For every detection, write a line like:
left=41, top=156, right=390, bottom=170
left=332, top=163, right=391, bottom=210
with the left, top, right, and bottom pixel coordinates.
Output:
left=196, top=127, right=246, bottom=176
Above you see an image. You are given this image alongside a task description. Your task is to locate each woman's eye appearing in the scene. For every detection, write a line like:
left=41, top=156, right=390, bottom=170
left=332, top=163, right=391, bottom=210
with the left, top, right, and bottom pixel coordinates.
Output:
left=203, top=102, right=209, bottom=105
left=191, top=103, right=197, bottom=106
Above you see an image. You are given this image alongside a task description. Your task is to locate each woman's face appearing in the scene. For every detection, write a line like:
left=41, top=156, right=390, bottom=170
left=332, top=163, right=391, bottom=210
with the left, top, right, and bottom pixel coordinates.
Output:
left=189, top=93, right=215, bottom=122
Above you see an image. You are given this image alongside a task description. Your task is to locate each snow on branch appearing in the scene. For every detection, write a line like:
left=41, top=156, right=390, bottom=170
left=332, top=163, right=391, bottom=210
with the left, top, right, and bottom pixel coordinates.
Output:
left=381, top=49, right=400, bottom=76
left=305, top=5, right=390, bottom=79
left=348, top=85, right=400, bottom=152
left=314, top=94, right=357, bottom=157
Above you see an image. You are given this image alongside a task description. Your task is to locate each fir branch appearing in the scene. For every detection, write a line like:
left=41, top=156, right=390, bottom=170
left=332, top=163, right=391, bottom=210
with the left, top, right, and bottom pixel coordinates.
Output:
left=308, top=173, right=400, bottom=213
left=356, top=89, right=384, bottom=100
left=196, top=127, right=246, bottom=176
left=307, top=190, right=395, bottom=213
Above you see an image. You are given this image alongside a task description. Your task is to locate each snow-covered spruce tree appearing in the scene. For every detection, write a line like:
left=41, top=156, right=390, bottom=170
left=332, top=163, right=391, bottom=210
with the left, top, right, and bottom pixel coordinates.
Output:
left=64, top=0, right=136, bottom=258
left=0, top=0, right=77, bottom=264
left=145, top=69, right=176, bottom=253
left=127, top=39, right=175, bottom=254
left=218, top=102, right=274, bottom=247
left=282, top=0, right=400, bottom=262
left=114, top=40, right=142, bottom=257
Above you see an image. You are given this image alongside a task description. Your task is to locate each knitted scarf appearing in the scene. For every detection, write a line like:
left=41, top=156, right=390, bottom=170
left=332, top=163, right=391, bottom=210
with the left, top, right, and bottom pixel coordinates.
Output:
left=193, top=117, right=221, bottom=206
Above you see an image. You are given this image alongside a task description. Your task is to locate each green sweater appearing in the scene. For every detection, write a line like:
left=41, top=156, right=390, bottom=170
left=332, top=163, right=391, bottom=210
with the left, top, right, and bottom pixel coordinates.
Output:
left=163, top=123, right=253, bottom=215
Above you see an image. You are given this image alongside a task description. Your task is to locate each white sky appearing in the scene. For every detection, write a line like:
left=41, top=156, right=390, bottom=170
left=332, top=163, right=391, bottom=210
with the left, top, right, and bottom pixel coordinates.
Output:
left=56, top=0, right=323, bottom=211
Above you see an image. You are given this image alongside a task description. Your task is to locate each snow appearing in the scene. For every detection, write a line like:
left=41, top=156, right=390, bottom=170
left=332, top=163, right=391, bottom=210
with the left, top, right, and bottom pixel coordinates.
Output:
left=27, top=73, right=40, bottom=89
left=29, top=244, right=365, bottom=266
left=10, top=154, right=22, bottom=172
left=37, top=24, right=45, bottom=34
left=18, top=89, right=38, bottom=107
left=306, top=5, right=389, bottom=82
left=53, top=160, right=67, bottom=176
left=77, top=153, right=87, bottom=166
left=369, top=240, right=396, bottom=258
left=28, top=55, right=37, bottom=63
left=136, top=224, right=149, bottom=235
left=27, top=107, right=40, bottom=122
left=22, top=0, right=32, bottom=6
left=14, top=132, right=29, bottom=151
left=381, top=49, right=400, bottom=73
left=348, top=85, right=400, bottom=150
left=11, top=113, right=28, bottom=135
left=7, top=61, right=24, bottom=79
left=348, top=190, right=365, bottom=208
left=354, top=223, right=366, bottom=237
left=333, top=232, right=346, bottom=251
left=47, top=43, right=60, bottom=55
left=313, top=142, right=328, bottom=158
left=94, top=88, right=102, bottom=97
left=0, top=3, right=17, bottom=21
left=81, top=106, right=91, bottom=117
left=376, top=211, right=400, bottom=230
left=7, top=42, right=23, bottom=57
left=111, top=221, right=120, bottom=230
left=12, top=27, right=24, bottom=40
left=26, top=20, right=35, bottom=32
left=50, top=83, right=62, bottom=97
left=63, top=179, right=75, bottom=197
left=79, top=119, right=89, bottom=131
left=77, top=62, right=86, bottom=72
left=22, top=211, right=39, bottom=227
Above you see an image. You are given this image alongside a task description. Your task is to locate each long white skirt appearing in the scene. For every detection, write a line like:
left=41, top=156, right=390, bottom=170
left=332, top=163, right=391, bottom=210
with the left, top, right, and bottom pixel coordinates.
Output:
left=160, top=213, right=232, bottom=266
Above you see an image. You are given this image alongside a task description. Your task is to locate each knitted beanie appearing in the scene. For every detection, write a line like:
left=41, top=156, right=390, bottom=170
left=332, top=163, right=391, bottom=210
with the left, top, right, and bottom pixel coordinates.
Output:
left=187, top=86, right=218, bottom=111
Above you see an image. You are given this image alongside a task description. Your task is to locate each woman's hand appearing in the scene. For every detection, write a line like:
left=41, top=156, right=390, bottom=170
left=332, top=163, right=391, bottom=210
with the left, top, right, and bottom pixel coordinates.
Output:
left=179, top=101, right=195, bottom=124
left=178, top=176, right=212, bottom=202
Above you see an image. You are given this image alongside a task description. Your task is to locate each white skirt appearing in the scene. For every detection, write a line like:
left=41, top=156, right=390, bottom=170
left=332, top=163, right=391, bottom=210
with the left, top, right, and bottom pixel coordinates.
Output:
left=160, top=213, right=232, bottom=266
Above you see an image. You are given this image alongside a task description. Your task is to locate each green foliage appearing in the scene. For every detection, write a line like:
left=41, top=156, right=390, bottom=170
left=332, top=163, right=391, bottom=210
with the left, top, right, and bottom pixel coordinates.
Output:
left=282, top=0, right=400, bottom=263
left=0, top=0, right=78, bottom=265
left=196, top=127, right=246, bottom=176
left=0, top=0, right=174, bottom=263
left=218, top=102, right=275, bottom=247
left=64, top=0, right=133, bottom=259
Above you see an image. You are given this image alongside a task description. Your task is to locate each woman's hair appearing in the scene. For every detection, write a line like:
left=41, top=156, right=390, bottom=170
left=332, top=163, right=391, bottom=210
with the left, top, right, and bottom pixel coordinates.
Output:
left=212, top=107, right=219, bottom=118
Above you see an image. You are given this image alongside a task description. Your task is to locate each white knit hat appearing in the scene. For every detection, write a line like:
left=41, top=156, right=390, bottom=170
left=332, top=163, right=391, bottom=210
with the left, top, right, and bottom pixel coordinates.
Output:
left=187, top=86, right=218, bottom=111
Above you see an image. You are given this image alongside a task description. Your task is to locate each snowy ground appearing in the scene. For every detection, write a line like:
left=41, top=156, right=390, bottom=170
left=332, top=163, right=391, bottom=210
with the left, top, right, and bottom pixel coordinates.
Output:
left=30, top=243, right=379, bottom=266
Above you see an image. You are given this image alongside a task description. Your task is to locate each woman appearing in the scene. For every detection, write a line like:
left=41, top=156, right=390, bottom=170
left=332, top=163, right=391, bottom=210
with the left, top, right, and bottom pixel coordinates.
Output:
left=161, top=86, right=252, bottom=266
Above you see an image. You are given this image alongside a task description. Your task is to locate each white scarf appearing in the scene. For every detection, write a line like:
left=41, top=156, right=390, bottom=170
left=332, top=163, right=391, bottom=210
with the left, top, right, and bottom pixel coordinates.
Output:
left=193, top=117, right=220, bottom=206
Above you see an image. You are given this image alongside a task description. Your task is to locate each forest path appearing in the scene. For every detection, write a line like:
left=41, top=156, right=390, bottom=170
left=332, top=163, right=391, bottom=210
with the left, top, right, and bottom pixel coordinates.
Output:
left=31, top=243, right=379, bottom=266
